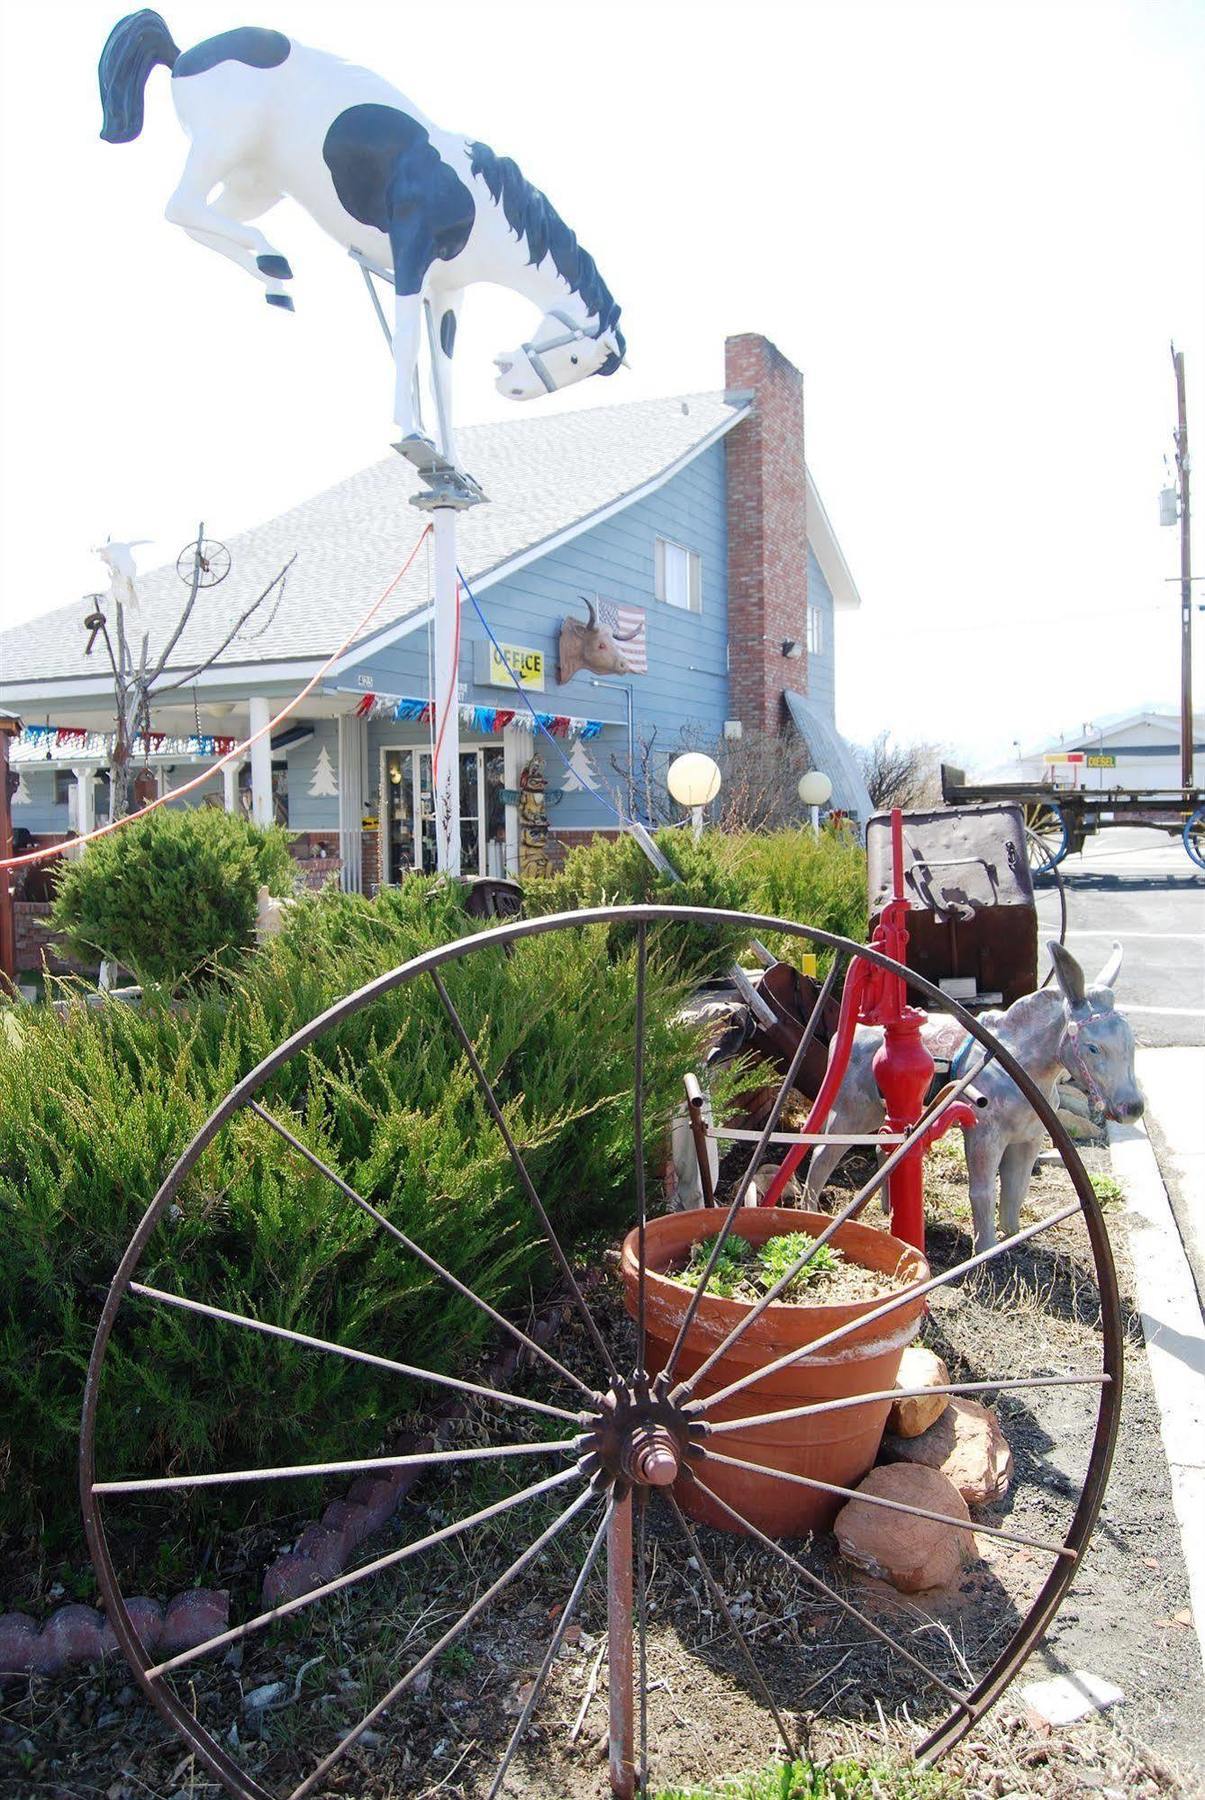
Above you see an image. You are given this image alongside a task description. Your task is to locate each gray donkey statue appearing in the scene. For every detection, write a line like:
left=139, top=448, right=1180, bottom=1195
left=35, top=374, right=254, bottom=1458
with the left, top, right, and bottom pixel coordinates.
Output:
left=804, top=942, right=1143, bottom=1251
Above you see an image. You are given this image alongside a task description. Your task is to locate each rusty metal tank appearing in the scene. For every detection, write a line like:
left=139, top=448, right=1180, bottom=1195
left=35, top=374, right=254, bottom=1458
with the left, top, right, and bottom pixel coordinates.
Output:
left=867, top=804, right=1038, bottom=1008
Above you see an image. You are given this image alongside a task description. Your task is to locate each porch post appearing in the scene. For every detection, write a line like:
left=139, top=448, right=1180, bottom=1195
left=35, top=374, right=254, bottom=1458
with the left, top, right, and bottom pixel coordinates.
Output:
left=248, top=697, right=273, bottom=826
left=0, top=714, right=19, bottom=986
left=73, top=767, right=96, bottom=839
left=337, top=713, right=366, bottom=894
left=502, top=722, right=523, bottom=878
left=222, top=759, right=241, bottom=814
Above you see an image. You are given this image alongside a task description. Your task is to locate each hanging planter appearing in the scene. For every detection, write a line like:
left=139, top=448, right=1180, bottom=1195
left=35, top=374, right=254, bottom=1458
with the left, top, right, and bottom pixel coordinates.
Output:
left=622, top=1208, right=929, bottom=1537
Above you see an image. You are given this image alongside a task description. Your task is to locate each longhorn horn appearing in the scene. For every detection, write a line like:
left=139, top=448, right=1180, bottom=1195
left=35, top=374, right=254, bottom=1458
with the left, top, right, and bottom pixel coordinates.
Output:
left=612, top=616, right=642, bottom=642
left=578, top=594, right=599, bottom=628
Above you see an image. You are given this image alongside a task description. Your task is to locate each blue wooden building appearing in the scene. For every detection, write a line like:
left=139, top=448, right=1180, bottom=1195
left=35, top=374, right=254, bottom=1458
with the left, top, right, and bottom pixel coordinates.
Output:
left=0, top=335, right=870, bottom=891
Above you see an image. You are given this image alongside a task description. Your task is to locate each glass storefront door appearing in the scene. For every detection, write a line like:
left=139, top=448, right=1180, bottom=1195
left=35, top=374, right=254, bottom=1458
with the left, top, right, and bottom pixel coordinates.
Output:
left=382, top=747, right=505, bottom=881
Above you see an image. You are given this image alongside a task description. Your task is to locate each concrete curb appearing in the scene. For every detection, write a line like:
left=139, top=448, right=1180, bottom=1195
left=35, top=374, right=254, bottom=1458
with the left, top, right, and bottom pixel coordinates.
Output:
left=1108, top=1117, right=1205, bottom=1679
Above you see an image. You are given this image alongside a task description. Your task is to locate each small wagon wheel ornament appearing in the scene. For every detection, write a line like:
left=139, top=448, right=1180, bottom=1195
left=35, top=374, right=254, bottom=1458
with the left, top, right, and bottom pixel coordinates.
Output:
left=1021, top=800, right=1069, bottom=873
left=81, top=907, right=1123, bottom=1800
left=176, top=537, right=231, bottom=588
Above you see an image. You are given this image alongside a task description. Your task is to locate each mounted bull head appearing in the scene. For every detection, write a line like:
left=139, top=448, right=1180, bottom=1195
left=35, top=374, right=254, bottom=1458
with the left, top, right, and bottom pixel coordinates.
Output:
left=557, top=595, right=642, bottom=684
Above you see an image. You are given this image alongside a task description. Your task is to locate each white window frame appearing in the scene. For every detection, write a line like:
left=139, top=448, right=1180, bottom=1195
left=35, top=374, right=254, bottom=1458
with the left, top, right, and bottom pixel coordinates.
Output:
left=654, top=537, right=702, bottom=613
left=806, top=603, right=824, bottom=657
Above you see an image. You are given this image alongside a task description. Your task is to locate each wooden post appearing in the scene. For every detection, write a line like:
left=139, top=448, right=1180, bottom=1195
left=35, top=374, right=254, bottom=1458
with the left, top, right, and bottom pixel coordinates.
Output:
left=0, top=712, right=22, bottom=990
left=1172, top=346, right=1194, bottom=791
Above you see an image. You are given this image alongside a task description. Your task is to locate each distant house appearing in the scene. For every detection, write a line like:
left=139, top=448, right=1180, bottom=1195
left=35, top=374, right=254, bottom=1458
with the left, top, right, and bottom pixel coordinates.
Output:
left=994, top=709, right=1205, bottom=792
left=0, top=333, right=869, bottom=891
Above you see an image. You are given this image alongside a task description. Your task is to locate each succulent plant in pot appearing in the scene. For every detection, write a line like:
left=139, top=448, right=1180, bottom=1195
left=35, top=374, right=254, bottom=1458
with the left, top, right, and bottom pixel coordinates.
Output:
left=621, top=1207, right=928, bottom=1537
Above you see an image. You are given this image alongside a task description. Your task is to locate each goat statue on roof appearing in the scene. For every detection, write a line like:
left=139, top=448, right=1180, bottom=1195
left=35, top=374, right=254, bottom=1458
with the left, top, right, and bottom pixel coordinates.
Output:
left=97, top=12, right=627, bottom=466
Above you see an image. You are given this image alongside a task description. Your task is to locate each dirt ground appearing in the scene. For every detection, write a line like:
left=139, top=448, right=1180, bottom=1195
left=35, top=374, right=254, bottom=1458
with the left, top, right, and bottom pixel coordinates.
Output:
left=3, top=1143, right=1204, bottom=1799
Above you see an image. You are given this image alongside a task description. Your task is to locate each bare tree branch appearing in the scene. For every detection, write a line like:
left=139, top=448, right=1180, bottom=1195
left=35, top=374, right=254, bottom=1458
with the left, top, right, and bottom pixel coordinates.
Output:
left=154, top=555, right=296, bottom=696
left=857, top=731, right=940, bottom=812
left=146, top=522, right=205, bottom=684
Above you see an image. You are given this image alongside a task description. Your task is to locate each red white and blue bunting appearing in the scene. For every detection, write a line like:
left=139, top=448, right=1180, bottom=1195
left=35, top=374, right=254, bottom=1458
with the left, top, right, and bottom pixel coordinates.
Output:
left=13, top=725, right=239, bottom=762
left=352, top=692, right=605, bottom=738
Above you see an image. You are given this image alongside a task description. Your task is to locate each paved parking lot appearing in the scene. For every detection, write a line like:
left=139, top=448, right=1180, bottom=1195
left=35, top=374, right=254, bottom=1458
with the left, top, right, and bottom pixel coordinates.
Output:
left=1035, top=826, right=1204, bottom=1049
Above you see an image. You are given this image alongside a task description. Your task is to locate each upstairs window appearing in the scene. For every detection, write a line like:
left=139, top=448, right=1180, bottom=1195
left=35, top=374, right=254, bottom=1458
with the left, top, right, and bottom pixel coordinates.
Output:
left=807, top=603, right=824, bottom=657
left=655, top=538, right=702, bottom=612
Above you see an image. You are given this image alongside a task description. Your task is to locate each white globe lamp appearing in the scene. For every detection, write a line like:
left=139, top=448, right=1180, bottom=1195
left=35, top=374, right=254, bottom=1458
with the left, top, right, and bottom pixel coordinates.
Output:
left=667, top=752, right=722, bottom=841
left=797, top=769, right=832, bottom=837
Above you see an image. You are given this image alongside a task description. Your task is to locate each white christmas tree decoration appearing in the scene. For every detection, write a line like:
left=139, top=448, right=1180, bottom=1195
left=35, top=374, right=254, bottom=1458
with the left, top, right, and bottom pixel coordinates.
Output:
left=561, top=738, right=597, bottom=794
left=309, top=745, right=338, bottom=799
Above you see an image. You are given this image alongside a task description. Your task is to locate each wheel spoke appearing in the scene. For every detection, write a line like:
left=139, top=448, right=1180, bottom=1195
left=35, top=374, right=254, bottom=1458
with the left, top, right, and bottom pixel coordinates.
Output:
left=677, top=1055, right=994, bottom=1400
left=699, top=1448, right=1074, bottom=1557
left=663, top=1491, right=798, bottom=1759
left=129, top=1282, right=584, bottom=1423
left=703, top=1372, right=1109, bottom=1435
left=95, top=1438, right=582, bottom=1496
left=634, top=922, right=648, bottom=1384
left=429, top=968, right=620, bottom=1383
left=485, top=1499, right=613, bottom=1800
left=683, top=1202, right=1081, bottom=1414
left=144, top=1464, right=582, bottom=1681
left=682, top=1471, right=967, bottom=1705
left=660, top=954, right=844, bottom=1385
left=247, top=1099, right=600, bottom=1402
left=287, top=1483, right=600, bottom=1800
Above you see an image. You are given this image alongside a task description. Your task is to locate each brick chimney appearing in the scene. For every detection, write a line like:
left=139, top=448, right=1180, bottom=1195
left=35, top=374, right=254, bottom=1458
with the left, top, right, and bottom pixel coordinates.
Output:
left=724, top=334, right=808, bottom=734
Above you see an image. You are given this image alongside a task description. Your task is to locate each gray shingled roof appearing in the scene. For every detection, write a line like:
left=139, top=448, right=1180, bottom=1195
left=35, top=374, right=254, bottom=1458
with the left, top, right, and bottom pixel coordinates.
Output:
left=1, top=392, right=745, bottom=687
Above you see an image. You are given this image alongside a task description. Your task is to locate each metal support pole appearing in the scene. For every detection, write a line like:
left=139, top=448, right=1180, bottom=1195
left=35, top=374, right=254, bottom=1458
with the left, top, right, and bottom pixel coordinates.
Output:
left=248, top=698, right=273, bottom=827
left=607, top=1492, right=635, bottom=1799
left=1173, top=345, right=1194, bottom=790
left=431, top=506, right=462, bottom=876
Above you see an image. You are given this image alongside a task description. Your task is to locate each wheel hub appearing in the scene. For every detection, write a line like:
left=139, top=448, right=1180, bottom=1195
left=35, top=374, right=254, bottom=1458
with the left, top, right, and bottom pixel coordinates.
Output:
left=579, top=1375, right=705, bottom=1494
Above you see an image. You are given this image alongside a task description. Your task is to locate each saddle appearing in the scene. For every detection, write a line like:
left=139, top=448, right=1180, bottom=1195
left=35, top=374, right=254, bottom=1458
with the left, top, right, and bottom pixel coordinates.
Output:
left=706, top=960, right=842, bottom=1106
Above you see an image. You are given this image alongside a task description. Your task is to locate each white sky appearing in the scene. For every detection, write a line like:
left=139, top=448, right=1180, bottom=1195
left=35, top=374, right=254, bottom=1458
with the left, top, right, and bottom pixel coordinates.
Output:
left=1, top=0, right=1202, bottom=768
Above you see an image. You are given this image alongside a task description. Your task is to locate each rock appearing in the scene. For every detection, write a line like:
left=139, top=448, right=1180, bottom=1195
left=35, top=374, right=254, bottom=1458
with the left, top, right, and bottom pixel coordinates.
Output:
left=0, top=1613, right=42, bottom=1674
left=884, top=1396, right=1012, bottom=1506
left=1020, top=1669, right=1123, bottom=1726
left=244, top=1680, right=286, bottom=1711
left=161, top=1590, right=228, bottom=1654
left=835, top=1464, right=973, bottom=1593
left=886, top=1346, right=950, bottom=1438
left=742, top=1164, right=803, bottom=1207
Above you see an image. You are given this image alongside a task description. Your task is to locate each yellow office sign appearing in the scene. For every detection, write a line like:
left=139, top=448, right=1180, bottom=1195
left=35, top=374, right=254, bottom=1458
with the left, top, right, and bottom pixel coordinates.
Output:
left=476, top=641, right=545, bottom=691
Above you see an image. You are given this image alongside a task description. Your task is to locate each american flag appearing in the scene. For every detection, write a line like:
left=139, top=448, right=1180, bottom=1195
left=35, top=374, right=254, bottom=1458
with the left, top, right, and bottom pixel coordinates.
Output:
left=597, top=596, right=648, bottom=673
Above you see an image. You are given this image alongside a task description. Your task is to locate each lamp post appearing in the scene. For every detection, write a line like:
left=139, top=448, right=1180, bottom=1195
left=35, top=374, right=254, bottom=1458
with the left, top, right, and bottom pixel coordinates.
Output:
left=667, top=752, right=721, bottom=842
left=797, top=769, right=832, bottom=837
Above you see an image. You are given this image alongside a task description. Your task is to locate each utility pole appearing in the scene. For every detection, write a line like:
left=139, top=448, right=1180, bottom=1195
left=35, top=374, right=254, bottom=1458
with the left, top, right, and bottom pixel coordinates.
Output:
left=1172, top=344, right=1194, bottom=790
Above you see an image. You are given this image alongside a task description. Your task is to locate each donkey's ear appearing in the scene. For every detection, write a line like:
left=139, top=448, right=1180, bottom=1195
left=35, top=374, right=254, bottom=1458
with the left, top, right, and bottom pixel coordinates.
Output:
left=1048, top=941, right=1088, bottom=1010
left=1093, top=941, right=1123, bottom=992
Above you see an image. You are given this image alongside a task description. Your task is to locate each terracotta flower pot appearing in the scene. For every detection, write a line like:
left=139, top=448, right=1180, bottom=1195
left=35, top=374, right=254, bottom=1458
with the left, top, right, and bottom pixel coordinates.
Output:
left=621, top=1208, right=929, bottom=1538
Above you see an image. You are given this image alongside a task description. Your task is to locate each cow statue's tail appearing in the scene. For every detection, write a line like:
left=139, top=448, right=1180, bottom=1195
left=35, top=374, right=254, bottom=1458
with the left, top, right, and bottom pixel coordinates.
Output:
left=99, top=10, right=179, bottom=143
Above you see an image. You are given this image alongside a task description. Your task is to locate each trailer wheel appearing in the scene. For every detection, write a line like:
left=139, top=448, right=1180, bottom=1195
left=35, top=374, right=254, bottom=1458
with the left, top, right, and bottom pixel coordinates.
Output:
left=1022, top=801, right=1069, bottom=872
left=1184, top=805, right=1205, bottom=870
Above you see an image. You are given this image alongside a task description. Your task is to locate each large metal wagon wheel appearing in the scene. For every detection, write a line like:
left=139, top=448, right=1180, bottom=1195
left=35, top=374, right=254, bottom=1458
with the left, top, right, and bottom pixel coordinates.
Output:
left=81, top=906, right=1123, bottom=1800
left=1022, top=801, right=1069, bottom=873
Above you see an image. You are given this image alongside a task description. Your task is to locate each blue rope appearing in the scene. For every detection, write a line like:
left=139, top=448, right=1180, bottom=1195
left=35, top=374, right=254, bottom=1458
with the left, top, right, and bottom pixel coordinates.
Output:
left=457, top=565, right=630, bottom=828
